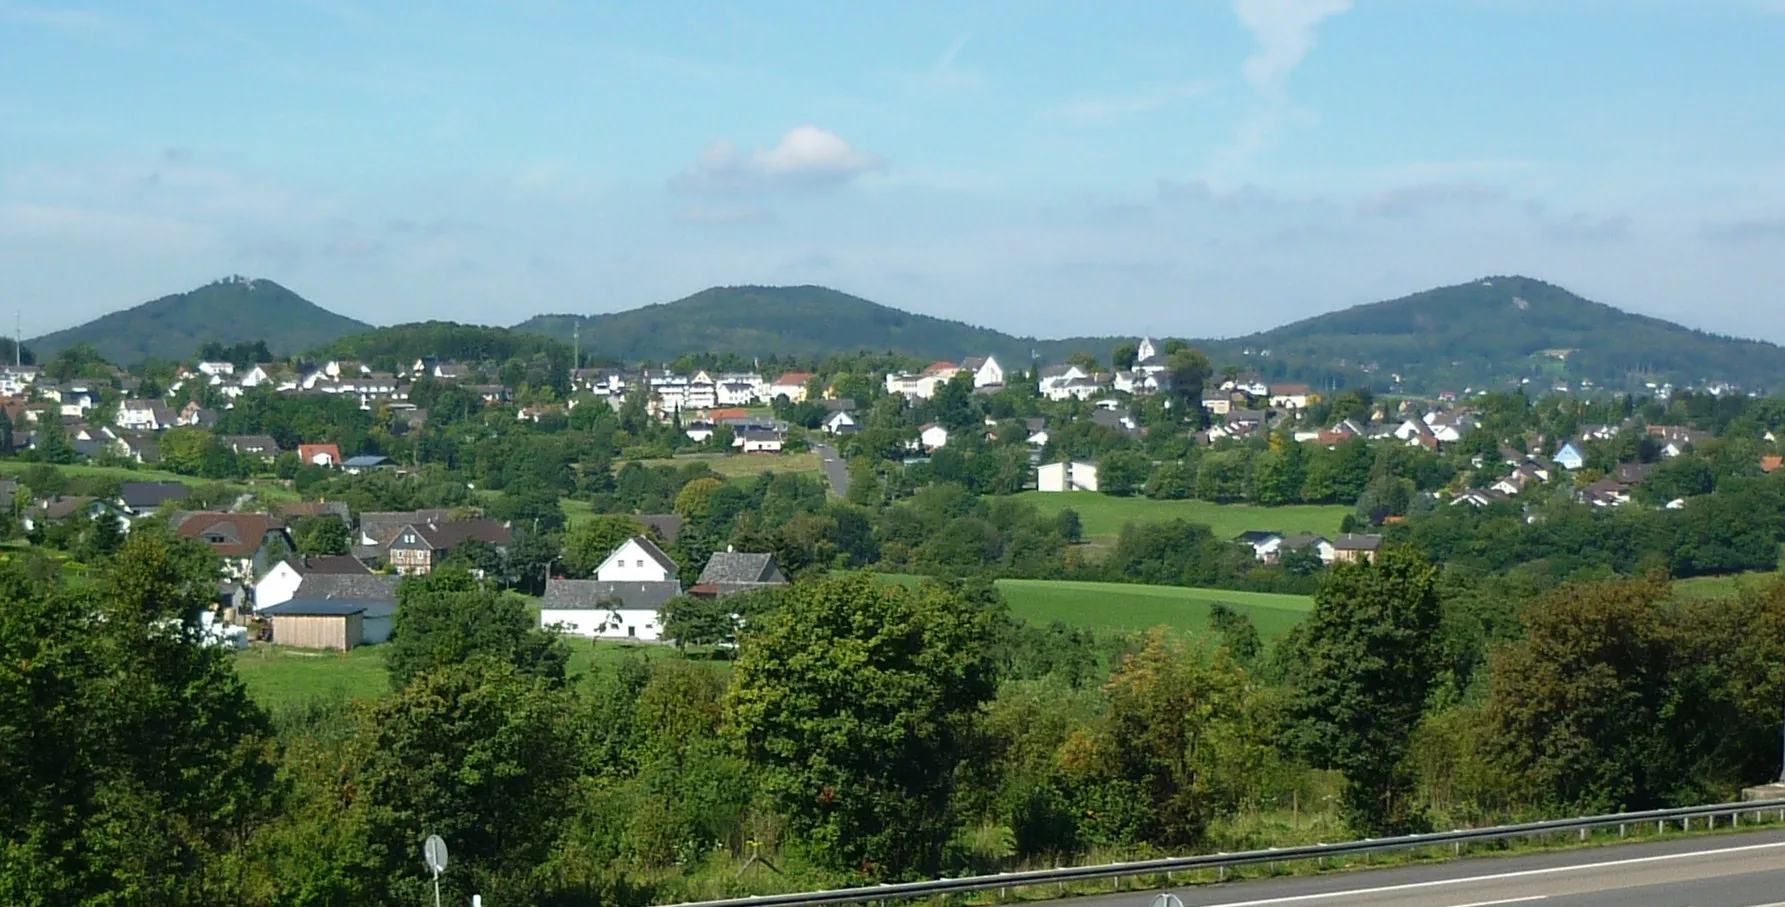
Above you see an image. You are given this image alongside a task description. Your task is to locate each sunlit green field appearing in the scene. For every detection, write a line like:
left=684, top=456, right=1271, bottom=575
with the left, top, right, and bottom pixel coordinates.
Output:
left=1004, top=491, right=1349, bottom=543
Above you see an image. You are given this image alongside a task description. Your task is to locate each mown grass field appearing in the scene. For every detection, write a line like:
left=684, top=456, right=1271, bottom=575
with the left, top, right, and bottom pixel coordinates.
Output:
left=0, top=461, right=195, bottom=485
left=999, top=578, right=1312, bottom=639
left=1005, top=491, right=1349, bottom=543
left=874, top=573, right=1312, bottom=639
left=232, top=638, right=725, bottom=708
left=630, top=450, right=821, bottom=478
left=1672, top=570, right=1783, bottom=600
left=0, top=462, right=303, bottom=503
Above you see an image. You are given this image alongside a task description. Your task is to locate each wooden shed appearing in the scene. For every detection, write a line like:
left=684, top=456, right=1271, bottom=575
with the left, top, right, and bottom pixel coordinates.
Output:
left=258, top=599, right=396, bottom=650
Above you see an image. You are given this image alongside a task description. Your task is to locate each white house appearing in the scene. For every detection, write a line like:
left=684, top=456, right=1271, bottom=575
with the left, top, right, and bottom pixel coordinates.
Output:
left=766, top=372, right=812, bottom=403
left=919, top=423, right=950, bottom=451
left=1268, top=384, right=1313, bottom=410
left=116, top=399, right=176, bottom=432
left=537, top=537, right=682, bottom=642
left=196, top=361, right=235, bottom=378
left=1037, top=461, right=1099, bottom=492
left=1037, top=364, right=1090, bottom=401
left=1236, top=531, right=1285, bottom=562
left=822, top=410, right=858, bottom=435
left=1554, top=441, right=1587, bottom=470
left=737, top=429, right=785, bottom=453
left=962, top=356, right=1005, bottom=389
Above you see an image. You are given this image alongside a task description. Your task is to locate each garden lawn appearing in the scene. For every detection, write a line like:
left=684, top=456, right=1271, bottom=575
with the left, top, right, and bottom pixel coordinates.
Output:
left=997, top=578, right=1313, bottom=639
left=1672, top=570, right=1783, bottom=600
left=0, top=462, right=195, bottom=485
left=1006, top=491, right=1349, bottom=543
left=629, top=450, right=821, bottom=479
left=233, top=644, right=389, bottom=707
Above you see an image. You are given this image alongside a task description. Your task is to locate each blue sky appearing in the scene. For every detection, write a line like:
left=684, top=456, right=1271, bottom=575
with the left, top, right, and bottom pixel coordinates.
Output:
left=5, top=0, right=1784, bottom=342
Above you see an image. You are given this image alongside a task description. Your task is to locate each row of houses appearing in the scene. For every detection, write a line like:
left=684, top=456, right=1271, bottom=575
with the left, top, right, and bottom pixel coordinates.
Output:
left=255, top=537, right=789, bottom=651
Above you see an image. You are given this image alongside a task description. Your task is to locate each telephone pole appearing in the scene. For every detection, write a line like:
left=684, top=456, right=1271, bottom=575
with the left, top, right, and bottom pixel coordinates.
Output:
left=572, top=321, right=580, bottom=370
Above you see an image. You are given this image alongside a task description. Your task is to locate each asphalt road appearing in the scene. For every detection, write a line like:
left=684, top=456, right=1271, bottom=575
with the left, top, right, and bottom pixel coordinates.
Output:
left=815, top=443, right=849, bottom=497
left=1070, top=829, right=1785, bottom=907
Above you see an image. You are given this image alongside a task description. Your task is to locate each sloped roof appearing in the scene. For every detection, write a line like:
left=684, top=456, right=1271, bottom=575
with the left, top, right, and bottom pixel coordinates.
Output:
left=358, top=509, right=454, bottom=545
left=541, top=578, right=681, bottom=610
left=698, top=551, right=785, bottom=586
left=260, top=598, right=397, bottom=619
left=1235, top=530, right=1284, bottom=544
left=402, top=519, right=512, bottom=550
left=290, top=573, right=399, bottom=602
left=289, top=554, right=372, bottom=575
left=637, top=513, right=684, bottom=543
left=176, top=512, right=285, bottom=557
left=1333, top=533, right=1384, bottom=551
left=118, top=481, right=188, bottom=510
left=609, top=535, right=678, bottom=574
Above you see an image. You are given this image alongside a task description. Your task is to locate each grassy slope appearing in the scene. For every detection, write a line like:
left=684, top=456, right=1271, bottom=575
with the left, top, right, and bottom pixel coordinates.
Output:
left=630, top=450, right=821, bottom=478
left=0, top=462, right=305, bottom=504
left=875, top=572, right=1313, bottom=638
left=999, top=578, right=1311, bottom=639
left=1006, top=491, right=1350, bottom=542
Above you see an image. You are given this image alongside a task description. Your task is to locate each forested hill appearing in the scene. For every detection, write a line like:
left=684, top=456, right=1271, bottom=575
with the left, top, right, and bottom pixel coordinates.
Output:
left=514, top=285, right=1049, bottom=364
left=1202, top=276, right=1785, bottom=393
left=27, top=277, right=370, bottom=365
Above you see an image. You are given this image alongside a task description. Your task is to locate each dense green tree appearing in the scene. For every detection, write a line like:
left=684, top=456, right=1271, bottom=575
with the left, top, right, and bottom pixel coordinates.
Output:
left=0, top=530, right=279, bottom=905
left=727, top=574, right=997, bottom=877
left=1484, top=578, right=1680, bottom=812
left=385, top=567, right=569, bottom=688
left=1293, top=546, right=1441, bottom=835
left=350, top=659, right=585, bottom=905
left=290, top=514, right=350, bottom=555
left=658, top=594, right=741, bottom=650
left=1098, top=450, right=1151, bottom=497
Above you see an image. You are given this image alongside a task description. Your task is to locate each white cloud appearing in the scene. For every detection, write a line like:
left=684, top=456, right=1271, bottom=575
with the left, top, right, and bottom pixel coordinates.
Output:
left=1232, top=0, right=1352, bottom=95
left=672, top=126, right=886, bottom=194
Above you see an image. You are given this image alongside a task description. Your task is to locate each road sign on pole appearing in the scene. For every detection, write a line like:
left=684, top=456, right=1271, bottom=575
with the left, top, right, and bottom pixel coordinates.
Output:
left=424, top=834, right=449, bottom=907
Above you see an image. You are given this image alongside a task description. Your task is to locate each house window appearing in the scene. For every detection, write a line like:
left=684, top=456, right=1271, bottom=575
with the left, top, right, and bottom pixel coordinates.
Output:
left=636, top=559, right=644, bottom=568
left=627, top=626, right=636, bottom=637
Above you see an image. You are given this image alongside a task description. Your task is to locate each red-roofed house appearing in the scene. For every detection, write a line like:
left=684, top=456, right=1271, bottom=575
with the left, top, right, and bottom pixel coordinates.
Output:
left=297, top=443, right=343, bottom=467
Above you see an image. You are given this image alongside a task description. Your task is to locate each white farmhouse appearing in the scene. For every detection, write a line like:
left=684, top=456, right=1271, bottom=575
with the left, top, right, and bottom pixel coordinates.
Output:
left=538, top=537, right=682, bottom=641
left=961, top=356, right=1005, bottom=389
left=919, top=423, right=950, bottom=451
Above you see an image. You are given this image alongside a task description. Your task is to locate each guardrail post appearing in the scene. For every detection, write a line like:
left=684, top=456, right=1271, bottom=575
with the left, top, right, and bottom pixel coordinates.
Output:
left=1619, top=823, right=1626, bottom=838
left=1579, top=827, right=1588, bottom=841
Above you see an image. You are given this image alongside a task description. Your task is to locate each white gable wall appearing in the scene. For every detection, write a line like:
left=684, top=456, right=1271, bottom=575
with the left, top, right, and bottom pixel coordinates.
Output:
left=596, top=539, right=673, bottom=583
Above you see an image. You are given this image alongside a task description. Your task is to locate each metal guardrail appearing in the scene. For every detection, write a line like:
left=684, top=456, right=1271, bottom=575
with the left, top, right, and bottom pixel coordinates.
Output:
left=673, top=799, right=1785, bottom=907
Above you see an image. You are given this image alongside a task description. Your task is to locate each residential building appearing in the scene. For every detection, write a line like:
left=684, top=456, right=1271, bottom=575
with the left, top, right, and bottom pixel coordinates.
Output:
left=1278, top=534, right=1336, bottom=565
left=297, top=443, right=343, bottom=467
left=253, top=554, right=376, bottom=610
left=116, top=481, right=189, bottom=516
left=1268, top=383, right=1314, bottom=409
left=537, top=536, right=682, bottom=641
left=691, top=550, right=790, bottom=597
left=174, top=512, right=293, bottom=580
left=766, top=372, right=813, bottom=403
left=918, top=423, right=950, bottom=450
left=386, top=519, right=513, bottom=576
left=1331, top=534, right=1384, bottom=564
left=1037, top=460, right=1099, bottom=493
left=1236, top=530, right=1285, bottom=562
left=1554, top=441, right=1587, bottom=471
left=961, top=356, right=1005, bottom=389
left=116, top=399, right=177, bottom=432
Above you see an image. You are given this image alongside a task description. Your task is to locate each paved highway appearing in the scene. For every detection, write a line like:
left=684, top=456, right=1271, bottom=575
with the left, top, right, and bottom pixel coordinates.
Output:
left=815, top=443, right=849, bottom=497
left=1073, top=829, right=1785, bottom=907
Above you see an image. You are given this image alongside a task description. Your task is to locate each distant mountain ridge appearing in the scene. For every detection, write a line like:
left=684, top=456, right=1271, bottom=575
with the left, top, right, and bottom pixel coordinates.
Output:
left=1198, top=276, right=1785, bottom=393
left=27, top=276, right=370, bottom=365
left=514, top=285, right=1050, bottom=365
left=28, top=276, right=1785, bottom=392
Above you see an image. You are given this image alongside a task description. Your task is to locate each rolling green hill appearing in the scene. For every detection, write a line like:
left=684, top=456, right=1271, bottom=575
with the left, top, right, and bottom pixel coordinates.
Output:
left=28, top=276, right=370, bottom=365
left=1203, top=276, right=1785, bottom=393
left=515, top=285, right=1050, bottom=364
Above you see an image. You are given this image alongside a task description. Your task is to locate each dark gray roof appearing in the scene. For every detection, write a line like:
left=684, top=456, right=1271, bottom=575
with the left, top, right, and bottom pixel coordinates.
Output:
left=619, top=536, right=678, bottom=574
left=637, top=513, right=683, bottom=543
left=290, top=573, right=399, bottom=601
left=358, top=509, right=453, bottom=544
left=698, top=551, right=785, bottom=586
left=343, top=455, right=392, bottom=468
left=1235, top=531, right=1284, bottom=544
left=289, top=554, right=372, bottom=575
left=118, top=481, right=189, bottom=510
left=1333, top=533, right=1384, bottom=551
left=260, top=598, right=398, bottom=619
left=541, top=578, right=681, bottom=610
left=1279, top=534, right=1330, bottom=550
